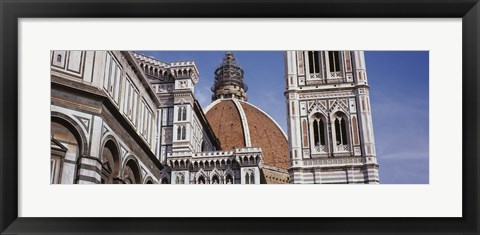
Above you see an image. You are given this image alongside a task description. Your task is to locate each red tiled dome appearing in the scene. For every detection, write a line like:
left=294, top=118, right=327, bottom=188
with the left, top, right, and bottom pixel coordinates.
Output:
left=205, top=99, right=289, bottom=169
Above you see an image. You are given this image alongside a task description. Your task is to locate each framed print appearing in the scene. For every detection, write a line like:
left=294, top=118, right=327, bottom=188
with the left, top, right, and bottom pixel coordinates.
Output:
left=1, top=0, right=479, bottom=234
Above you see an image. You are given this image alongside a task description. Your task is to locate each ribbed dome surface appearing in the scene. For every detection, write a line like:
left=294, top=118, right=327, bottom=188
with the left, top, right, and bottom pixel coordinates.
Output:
left=205, top=99, right=289, bottom=169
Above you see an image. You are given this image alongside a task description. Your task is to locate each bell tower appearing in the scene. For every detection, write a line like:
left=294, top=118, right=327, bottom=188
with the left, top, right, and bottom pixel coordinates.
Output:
left=285, top=51, right=379, bottom=184
left=211, top=52, right=248, bottom=101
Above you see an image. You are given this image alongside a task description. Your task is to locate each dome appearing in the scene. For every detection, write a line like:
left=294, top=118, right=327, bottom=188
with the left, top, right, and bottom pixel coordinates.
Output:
left=204, top=99, right=289, bottom=169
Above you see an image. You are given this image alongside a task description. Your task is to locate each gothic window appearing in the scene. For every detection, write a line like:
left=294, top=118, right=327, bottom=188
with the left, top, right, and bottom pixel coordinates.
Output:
left=175, top=173, right=185, bottom=184
left=226, top=174, right=233, bottom=184
left=311, top=113, right=327, bottom=151
left=177, top=126, right=186, bottom=140
left=56, top=54, right=62, bottom=63
left=177, top=106, right=187, bottom=121
left=308, top=51, right=320, bottom=74
left=245, top=172, right=250, bottom=184
left=212, top=175, right=220, bottom=184
left=334, top=119, right=342, bottom=145
left=250, top=172, right=255, bottom=184
left=333, top=113, right=349, bottom=151
left=328, top=51, right=341, bottom=73
left=177, top=107, right=182, bottom=121
left=198, top=175, right=206, bottom=184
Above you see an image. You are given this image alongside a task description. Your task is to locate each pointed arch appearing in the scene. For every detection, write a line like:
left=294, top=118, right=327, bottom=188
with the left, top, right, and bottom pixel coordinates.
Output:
left=211, top=174, right=220, bottom=184
left=196, top=169, right=207, bottom=184
left=175, top=173, right=185, bottom=184
left=144, top=176, right=155, bottom=184
left=310, top=112, right=328, bottom=152
left=332, top=111, right=350, bottom=151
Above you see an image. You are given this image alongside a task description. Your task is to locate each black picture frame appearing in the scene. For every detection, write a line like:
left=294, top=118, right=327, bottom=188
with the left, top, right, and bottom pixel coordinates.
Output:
left=1, top=0, right=479, bottom=234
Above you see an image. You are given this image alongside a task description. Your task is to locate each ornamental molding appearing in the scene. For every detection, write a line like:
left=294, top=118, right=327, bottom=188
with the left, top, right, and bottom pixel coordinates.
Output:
left=299, top=91, right=355, bottom=99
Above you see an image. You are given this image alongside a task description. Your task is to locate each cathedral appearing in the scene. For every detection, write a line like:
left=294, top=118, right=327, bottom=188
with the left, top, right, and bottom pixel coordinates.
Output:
left=50, top=50, right=378, bottom=184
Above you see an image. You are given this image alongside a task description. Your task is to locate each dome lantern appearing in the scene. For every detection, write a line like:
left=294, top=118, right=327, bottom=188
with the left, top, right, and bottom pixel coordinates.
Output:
left=211, top=52, right=248, bottom=101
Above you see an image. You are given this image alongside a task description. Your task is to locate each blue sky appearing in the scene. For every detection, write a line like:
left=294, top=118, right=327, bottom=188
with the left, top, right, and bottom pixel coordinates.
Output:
left=138, top=51, right=429, bottom=184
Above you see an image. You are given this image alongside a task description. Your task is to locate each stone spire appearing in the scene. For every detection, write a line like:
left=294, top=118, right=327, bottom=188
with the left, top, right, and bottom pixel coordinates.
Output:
left=211, top=52, right=248, bottom=101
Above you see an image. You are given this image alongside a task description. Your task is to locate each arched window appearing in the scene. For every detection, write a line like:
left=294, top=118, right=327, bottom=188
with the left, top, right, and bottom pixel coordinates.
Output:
left=56, top=54, right=62, bottom=63
left=181, top=126, right=186, bottom=140
left=176, top=173, right=184, bottom=184
left=198, top=175, right=206, bottom=184
left=335, top=119, right=341, bottom=145
left=311, top=113, right=327, bottom=151
left=334, top=118, right=347, bottom=145
left=250, top=172, right=255, bottom=184
left=245, top=172, right=250, bottom=184
left=226, top=174, right=233, bottom=184
left=333, top=113, right=349, bottom=151
left=212, top=175, right=220, bottom=184
left=123, top=158, right=141, bottom=184
left=101, top=139, right=120, bottom=184
left=177, top=107, right=187, bottom=121
left=177, top=107, right=182, bottom=121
